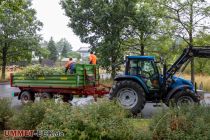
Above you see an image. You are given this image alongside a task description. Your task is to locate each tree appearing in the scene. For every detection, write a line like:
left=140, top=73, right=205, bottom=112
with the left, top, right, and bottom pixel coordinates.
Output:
left=0, top=0, right=42, bottom=79
left=67, top=51, right=81, bottom=60
left=61, top=45, right=68, bottom=58
left=56, top=38, right=72, bottom=58
left=193, top=33, right=210, bottom=74
left=47, top=37, right=58, bottom=62
left=155, top=0, right=210, bottom=83
left=61, top=0, right=137, bottom=78
left=123, top=1, right=159, bottom=56
left=35, top=47, right=50, bottom=64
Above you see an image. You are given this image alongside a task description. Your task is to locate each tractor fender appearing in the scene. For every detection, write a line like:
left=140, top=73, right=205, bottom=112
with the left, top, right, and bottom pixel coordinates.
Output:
left=166, top=85, right=193, bottom=101
left=114, top=75, right=149, bottom=94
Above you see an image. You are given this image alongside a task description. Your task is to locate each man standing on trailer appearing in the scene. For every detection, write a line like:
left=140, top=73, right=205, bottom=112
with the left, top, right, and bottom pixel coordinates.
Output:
left=65, top=58, right=75, bottom=74
left=89, top=51, right=97, bottom=64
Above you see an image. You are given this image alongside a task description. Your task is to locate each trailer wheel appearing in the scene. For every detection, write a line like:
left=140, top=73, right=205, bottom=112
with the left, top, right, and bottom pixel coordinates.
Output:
left=41, top=92, right=53, bottom=100
left=20, top=91, right=34, bottom=104
left=109, top=80, right=146, bottom=114
left=172, top=91, right=199, bottom=107
left=62, top=94, right=74, bottom=102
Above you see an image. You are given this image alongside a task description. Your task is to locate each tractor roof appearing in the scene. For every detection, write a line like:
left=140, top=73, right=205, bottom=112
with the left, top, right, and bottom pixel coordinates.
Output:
left=127, top=56, right=155, bottom=60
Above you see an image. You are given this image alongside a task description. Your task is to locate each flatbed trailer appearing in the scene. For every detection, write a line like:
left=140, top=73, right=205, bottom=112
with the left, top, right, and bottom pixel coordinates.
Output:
left=10, top=64, right=110, bottom=104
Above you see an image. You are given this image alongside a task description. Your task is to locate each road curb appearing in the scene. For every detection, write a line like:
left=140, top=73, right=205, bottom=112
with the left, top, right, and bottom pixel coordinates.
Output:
left=0, top=81, right=9, bottom=85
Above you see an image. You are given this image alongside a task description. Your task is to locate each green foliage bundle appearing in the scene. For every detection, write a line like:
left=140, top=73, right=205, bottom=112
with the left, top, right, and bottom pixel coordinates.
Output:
left=37, top=100, right=136, bottom=140
left=150, top=105, right=210, bottom=140
left=0, top=98, right=13, bottom=130
left=16, top=64, right=64, bottom=78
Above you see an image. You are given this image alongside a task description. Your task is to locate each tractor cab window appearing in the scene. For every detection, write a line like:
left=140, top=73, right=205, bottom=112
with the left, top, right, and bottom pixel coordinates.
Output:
left=128, top=59, right=155, bottom=76
left=128, top=59, right=159, bottom=89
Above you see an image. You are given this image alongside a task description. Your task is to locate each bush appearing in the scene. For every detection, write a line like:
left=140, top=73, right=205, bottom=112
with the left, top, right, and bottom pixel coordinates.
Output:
left=37, top=100, right=137, bottom=140
left=9, top=101, right=49, bottom=130
left=150, top=105, right=210, bottom=140
left=0, top=98, right=13, bottom=130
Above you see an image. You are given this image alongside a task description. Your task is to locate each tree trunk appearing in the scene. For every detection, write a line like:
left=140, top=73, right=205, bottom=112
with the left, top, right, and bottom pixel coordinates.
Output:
left=1, top=46, right=8, bottom=80
left=110, top=53, right=117, bottom=79
left=38, top=56, right=42, bottom=64
left=141, top=44, right=144, bottom=56
left=189, top=2, right=194, bottom=84
left=111, top=64, right=116, bottom=79
left=191, top=57, right=195, bottom=84
left=140, top=33, right=144, bottom=56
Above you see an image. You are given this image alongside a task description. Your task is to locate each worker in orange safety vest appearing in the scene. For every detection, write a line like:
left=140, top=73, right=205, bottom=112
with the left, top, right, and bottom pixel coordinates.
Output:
left=65, top=58, right=75, bottom=74
left=89, top=51, right=97, bottom=64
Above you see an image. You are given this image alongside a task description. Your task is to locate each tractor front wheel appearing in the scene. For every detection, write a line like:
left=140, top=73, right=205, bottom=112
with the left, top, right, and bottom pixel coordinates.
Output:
left=109, top=80, right=146, bottom=114
left=172, top=91, right=199, bottom=106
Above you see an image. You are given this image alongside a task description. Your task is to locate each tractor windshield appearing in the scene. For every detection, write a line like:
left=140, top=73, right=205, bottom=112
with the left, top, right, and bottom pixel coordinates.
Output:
left=128, top=59, right=159, bottom=88
left=128, top=60, right=156, bottom=76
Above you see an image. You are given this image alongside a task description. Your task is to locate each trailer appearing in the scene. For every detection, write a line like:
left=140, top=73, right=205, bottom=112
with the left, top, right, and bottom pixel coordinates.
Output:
left=10, top=64, right=110, bottom=104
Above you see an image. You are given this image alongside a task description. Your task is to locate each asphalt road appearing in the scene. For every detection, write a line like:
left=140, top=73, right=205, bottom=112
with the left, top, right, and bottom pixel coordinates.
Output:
left=0, top=83, right=167, bottom=118
left=0, top=83, right=22, bottom=108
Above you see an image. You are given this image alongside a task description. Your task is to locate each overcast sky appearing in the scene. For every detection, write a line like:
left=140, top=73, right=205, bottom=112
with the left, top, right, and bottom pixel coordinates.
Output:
left=32, top=0, right=89, bottom=51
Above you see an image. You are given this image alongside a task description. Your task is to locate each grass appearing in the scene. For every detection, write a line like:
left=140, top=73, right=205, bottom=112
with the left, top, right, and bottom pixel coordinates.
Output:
left=181, top=74, right=210, bottom=91
left=129, top=119, right=151, bottom=132
left=0, top=132, right=3, bottom=140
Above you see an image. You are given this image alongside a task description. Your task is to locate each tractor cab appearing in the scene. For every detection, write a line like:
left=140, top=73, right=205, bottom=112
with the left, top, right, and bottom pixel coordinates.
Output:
left=125, top=56, right=160, bottom=90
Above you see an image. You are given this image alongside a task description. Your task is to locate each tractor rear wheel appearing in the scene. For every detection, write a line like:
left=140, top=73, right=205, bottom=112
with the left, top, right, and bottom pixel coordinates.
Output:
left=172, top=91, right=199, bottom=106
left=109, top=80, right=146, bottom=114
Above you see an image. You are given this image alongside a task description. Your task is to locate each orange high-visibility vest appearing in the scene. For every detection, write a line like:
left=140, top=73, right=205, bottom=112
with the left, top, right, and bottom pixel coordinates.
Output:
left=65, top=60, right=73, bottom=68
left=89, top=54, right=97, bottom=64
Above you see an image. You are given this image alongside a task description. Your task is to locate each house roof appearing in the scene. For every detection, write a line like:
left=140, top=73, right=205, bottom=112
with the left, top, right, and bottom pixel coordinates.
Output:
left=77, top=47, right=89, bottom=52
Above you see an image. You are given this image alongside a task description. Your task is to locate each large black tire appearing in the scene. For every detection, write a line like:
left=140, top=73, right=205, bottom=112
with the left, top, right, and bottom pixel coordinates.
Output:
left=20, top=91, right=34, bottom=104
left=109, top=80, right=146, bottom=114
left=40, top=92, right=53, bottom=100
left=62, top=94, right=74, bottom=102
left=171, top=90, right=199, bottom=107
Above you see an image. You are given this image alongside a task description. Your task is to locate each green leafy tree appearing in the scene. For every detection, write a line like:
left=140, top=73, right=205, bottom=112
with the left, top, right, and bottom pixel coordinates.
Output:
left=47, top=37, right=58, bottom=62
left=35, top=47, right=50, bottom=64
left=155, top=0, right=210, bottom=83
left=56, top=38, right=72, bottom=58
left=67, top=51, right=81, bottom=60
left=0, top=0, right=42, bottom=79
left=124, top=1, right=159, bottom=56
left=61, top=0, right=137, bottom=78
left=61, top=44, right=68, bottom=58
left=193, top=33, right=210, bottom=74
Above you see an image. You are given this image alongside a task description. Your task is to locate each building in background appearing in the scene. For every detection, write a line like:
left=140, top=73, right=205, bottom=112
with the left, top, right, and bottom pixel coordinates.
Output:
left=77, top=47, right=89, bottom=63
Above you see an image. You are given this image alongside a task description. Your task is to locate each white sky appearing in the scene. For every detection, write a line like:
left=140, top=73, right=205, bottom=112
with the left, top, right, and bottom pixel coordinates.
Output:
left=32, top=0, right=89, bottom=51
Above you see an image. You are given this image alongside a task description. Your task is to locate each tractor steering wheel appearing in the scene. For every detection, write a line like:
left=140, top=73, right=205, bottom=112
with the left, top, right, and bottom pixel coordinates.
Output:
left=141, top=70, right=152, bottom=78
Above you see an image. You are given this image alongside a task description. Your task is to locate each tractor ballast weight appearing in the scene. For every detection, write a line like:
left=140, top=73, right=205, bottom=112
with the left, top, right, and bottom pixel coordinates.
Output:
left=109, top=46, right=210, bottom=114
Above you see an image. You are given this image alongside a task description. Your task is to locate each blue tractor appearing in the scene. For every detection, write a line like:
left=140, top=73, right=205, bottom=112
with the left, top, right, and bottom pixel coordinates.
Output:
left=109, top=47, right=210, bottom=114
